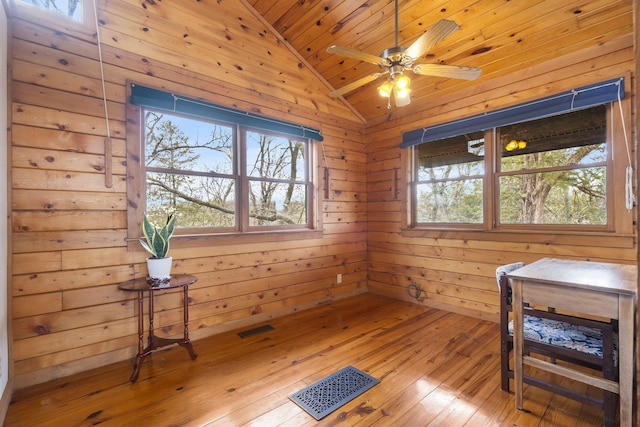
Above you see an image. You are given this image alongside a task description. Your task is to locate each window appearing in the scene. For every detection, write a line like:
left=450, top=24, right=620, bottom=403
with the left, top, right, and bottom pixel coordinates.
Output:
left=15, top=0, right=84, bottom=22
left=127, top=85, right=321, bottom=243
left=414, top=131, right=485, bottom=224
left=497, top=106, right=607, bottom=226
left=142, top=109, right=313, bottom=233
left=405, top=79, right=631, bottom=235
left=411, top=105, right=612, bottom=230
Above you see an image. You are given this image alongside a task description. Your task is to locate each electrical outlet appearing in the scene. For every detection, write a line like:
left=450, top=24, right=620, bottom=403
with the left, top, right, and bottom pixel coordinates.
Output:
left=337, top=273, right=342, bottom=284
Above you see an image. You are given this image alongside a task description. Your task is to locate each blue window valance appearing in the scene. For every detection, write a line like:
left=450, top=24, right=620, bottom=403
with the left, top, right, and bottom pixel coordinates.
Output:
left=401, top=77, right=624, bottom=148
left=130, top=84, right=324, bottom=142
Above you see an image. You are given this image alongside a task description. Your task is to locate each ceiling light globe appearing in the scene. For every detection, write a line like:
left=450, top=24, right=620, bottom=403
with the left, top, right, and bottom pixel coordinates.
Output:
left=393, top=85, right=411, bottom=107
left=395, top=88, right=411, bottom=99
left=395, top=75, right=410, bottom=90
left=378, top=82, right=393, bottom=98
left=395, top=92, right=411, bottom=107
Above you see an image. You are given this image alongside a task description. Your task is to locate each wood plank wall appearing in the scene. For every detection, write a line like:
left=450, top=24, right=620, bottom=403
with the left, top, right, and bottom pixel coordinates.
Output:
left=9, top=0, right=367, bottom=388
left=365, top=34, right=637, bottom=322
left=1, top=0, right=15, bottom=420
left=7, top=0, right=637, bottom=391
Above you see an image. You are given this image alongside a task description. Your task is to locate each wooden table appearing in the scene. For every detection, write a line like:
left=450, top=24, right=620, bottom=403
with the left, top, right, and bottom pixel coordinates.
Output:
left=118, top=274, right=198, bottom=382
left=508, top=258, right=636, bottom=426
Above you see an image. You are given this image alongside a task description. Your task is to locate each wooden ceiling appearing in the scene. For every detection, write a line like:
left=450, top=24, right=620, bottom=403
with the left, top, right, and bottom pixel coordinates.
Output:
left=246, top=0, right=632, bottom=126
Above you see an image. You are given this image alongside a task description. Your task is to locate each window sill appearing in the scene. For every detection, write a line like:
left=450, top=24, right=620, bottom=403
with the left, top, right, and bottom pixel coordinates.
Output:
left=127, top=228, right=324, bottom=252
left=400, top=227, right=635, bottom=248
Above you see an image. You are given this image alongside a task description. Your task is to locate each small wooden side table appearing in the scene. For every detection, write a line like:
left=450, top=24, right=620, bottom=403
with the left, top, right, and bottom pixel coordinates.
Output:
left=119, top=274, right=198, bottom=382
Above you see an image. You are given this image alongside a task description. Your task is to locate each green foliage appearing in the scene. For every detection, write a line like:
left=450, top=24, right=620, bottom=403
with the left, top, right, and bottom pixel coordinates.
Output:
left=499, top=149, right=606, bottom=225
left=415, top=105, right=609, bottom=226
left=139, top=214, right=176, bottom=258
left=416, top=162, right=484, bottom=224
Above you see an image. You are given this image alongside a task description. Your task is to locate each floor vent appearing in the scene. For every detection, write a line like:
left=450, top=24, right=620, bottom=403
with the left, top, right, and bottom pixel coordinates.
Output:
left=289, top=366, right=380, bottom=420
left=237, top=324, right=275, bottom=338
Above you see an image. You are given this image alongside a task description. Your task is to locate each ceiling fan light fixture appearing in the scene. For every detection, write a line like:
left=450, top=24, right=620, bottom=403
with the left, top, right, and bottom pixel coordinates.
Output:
left=394, top=86, right=411, bottom=99
left=393, top=86, right=411, bottom=107
left=395, top=74, right=411, bottom=90
left=326, top=0, right=482, bottom=106
left=378, top=81, right=393, bottom=98
left=505, top=139, right=527, bottom=151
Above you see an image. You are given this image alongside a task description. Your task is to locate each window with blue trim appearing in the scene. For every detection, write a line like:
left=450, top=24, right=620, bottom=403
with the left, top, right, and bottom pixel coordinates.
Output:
left=405, top=78, right=629, bottom=232
left=128, top=85, right=321, bottom=237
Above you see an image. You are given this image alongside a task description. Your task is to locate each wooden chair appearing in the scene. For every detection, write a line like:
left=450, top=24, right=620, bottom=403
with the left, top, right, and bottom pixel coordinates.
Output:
left=497, top=263, right=618, bottom=426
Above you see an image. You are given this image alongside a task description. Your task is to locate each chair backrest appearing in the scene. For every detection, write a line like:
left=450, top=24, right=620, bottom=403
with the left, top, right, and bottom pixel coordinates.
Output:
left=495, top=262, right=526, bottom=292
left=497, top=262, right=526, bottom=309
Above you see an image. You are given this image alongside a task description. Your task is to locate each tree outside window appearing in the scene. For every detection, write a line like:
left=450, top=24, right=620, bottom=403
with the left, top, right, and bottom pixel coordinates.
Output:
left=245, top=131, right=308, bottom=226
left=142, top=109, right=311, bottom=232
left=17, top=0, right=82, bottom=21
left=412, top=104, right=609, bottom=229
left=414, top=131, right=485, bottom=224
left=498, top=105, right=607, bottom=225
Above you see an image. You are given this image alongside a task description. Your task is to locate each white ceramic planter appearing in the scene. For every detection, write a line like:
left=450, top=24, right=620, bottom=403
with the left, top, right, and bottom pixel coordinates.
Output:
left=147, top=256, right=172, bottom=280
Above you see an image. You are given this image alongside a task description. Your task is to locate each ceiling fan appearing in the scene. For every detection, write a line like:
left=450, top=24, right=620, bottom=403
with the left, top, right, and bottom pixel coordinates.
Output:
left=326, top=0, right=482, bottom=107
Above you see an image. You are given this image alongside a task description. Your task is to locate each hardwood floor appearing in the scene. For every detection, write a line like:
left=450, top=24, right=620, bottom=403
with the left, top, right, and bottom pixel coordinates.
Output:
left=4, top=294, right=605, bottom=426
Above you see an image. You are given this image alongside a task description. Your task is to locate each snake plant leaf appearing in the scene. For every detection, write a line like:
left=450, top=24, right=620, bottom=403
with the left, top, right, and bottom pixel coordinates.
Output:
left=140, top=214, right=176, bottom=258
left=151, top=232, right=168, bottom=258
left=139, top=238, right=154, bottom=255
left=159, top=214, right=176, bottom=245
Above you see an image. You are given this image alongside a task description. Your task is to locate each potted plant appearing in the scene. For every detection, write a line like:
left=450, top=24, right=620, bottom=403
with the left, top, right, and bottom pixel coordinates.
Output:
left=140, top=213, right=176, bottom=284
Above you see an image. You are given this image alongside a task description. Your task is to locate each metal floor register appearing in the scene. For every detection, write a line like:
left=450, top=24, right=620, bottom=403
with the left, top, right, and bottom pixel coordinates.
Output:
left=288, top=365, right=380, bottom=420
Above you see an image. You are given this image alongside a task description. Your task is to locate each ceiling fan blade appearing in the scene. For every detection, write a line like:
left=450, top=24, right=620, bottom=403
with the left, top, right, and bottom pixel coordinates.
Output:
left=328, top=73, right=384, bottom=97
left=405, top=19, right=460, bottom=60
left=413, top=64, right=482, bottom=80
left=326, top=45, right=390, bottom=67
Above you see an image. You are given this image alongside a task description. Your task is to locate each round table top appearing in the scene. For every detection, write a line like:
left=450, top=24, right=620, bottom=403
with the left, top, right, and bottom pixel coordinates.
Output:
left=118, top=274, right=197, bottom=291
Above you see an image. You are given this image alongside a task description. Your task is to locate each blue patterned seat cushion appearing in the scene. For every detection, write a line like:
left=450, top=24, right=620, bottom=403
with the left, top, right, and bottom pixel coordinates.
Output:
left=508, top=315, right=617, bottom=360
left=498, top=263, right=617, bottom=362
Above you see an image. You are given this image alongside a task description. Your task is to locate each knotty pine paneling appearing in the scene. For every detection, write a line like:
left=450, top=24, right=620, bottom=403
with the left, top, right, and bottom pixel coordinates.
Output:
left=9, top=0, right=367, bottom=388
left=12, top=126, right=126, bottom=161
left=348, top=2, right=633, bottom=126
left=368, top=34, right=635, bottom=140
left=366, top=34, right=636, bottom=322
left=6, top=0, right=636, bottom=393
left=12, top=189, right=127, bottom=211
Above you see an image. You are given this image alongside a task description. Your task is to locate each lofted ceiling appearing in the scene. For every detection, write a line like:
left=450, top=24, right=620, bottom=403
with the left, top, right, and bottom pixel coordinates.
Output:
left=245, top=0, right=632, bottom=126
